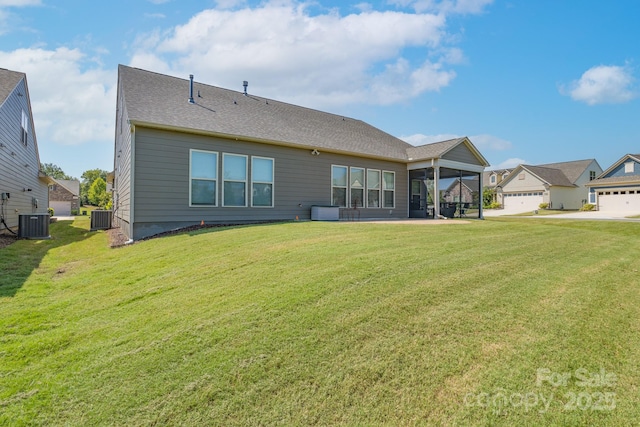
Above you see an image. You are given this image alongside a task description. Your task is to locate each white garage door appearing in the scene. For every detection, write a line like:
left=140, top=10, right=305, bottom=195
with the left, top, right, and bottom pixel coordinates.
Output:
left=50, top=201, right=71, bottom=216
left=598, top=190, right=640, bottom=212
left=503, top=192, right=543, bottom=213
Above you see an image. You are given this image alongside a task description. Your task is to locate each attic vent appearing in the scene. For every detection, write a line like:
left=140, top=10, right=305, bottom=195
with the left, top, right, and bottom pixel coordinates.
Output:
left=188, top=74, right=195, bottom=104
left=243, top=81, right=248, bottom=96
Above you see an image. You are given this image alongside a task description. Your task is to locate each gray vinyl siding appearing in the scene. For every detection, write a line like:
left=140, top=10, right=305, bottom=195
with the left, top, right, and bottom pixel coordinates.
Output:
left=442, top=143, right=484, bottom=166
left=0, top=77, right=48, bottom=233
left=130, top=127, right=408, bottom=239
left=112, top=83, right=133, bottom=238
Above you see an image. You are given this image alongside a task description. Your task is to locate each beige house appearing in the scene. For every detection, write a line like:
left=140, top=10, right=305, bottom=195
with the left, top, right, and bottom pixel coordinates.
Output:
left=497, top=159, right=602, bottom=212
left=483, top=169, right=512, bottom=205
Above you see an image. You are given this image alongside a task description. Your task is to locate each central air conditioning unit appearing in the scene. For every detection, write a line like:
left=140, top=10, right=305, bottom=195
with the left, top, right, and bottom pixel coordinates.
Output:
left=91, top=210, right=112, bottom=230
left=18, top=214, right=51, bottom=239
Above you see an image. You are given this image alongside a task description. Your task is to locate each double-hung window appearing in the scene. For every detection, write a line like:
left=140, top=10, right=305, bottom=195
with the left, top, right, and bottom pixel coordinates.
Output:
left=223, top=153, right=248, bottom=206
left=190, top=149, right=218, bottom=206
left=367, top=169, right=381, bottom=208
left=332, top=165, right=347, bottom=207
left=350, top=167, right=365, bottom=207
left=252, top=157, right=274, bottom=207
left=382, top=171, right=395, bottom=208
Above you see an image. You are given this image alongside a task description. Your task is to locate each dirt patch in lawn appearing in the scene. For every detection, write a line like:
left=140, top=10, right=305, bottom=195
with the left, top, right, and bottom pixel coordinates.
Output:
left=0, top=234, right=18, bottom=249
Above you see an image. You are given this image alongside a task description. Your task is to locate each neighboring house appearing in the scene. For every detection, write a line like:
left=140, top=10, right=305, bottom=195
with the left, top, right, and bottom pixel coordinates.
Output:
left=112, top=65, right=490, bottom=240
left=49, top=178, right=80, bottom=216
left=482, top=169, right=512, bottom=205
left=586, top=154, right=640, bottom=212
left=496, top=159, right=602, bottom=212
left=445, top=177, right=479, bottom=205
left=0, top=68, right=52, bottom=235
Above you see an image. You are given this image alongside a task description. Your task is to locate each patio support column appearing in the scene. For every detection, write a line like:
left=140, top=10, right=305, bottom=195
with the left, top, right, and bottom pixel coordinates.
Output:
left=433, top=166, right=440, bottom=218
left=479, top=172, right=484, bottom=219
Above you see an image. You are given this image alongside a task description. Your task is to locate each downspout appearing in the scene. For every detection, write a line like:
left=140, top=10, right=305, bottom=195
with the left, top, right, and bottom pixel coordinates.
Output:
left=129, top=125, right=135, bottom=241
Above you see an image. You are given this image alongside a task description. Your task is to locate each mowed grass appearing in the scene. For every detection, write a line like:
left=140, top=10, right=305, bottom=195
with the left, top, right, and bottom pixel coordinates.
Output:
left=1, top=217, right=639, bottom=426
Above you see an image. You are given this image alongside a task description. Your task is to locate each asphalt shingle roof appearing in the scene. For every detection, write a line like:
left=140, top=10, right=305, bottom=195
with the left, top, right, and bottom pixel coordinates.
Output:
left=0, top=68, right=24, bottom=106
left=536, top=159, right=595, bottom=184
left=405, top=138, right=465, bottom=161
left=522, top=165, right=576, bottom=187
left=120, top=65, right=414, bottom=161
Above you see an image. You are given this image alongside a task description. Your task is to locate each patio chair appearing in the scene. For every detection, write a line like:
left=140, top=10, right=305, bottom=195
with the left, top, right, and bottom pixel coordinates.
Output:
left=460, top=203, right=470, bottom=217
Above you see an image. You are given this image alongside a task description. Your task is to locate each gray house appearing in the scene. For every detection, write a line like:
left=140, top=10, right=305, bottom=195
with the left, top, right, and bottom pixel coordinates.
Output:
left=586, top=154, right=640, bottom=212
left=0, top=68, right=52, bottom=235
left=112, top=65, right=489, bottom=240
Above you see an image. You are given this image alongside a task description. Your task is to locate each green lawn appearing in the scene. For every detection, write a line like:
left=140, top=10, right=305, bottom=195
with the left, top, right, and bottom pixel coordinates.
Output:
left=1, top=217, right=639, bottom=425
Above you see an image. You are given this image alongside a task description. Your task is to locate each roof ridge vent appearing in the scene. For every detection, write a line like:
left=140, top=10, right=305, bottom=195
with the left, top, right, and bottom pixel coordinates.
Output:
left=188, top=74, right=195, bottom=104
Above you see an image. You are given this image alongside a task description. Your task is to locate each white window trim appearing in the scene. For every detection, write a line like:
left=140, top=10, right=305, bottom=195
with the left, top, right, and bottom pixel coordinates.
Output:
left=21, top=110, right=28, bottom=146
left=251, top=156, right=275, bottom=208
left=367, top=168, right=381, bottom=208
left=222, top=153, right=248, bottom=207
left=189, top=149, right=218, bottom=207
left=382, top=170, right=395, bottom=209
left=349, top=167, right=365, bottom=208
left=331, top=165, right=348, bottom=208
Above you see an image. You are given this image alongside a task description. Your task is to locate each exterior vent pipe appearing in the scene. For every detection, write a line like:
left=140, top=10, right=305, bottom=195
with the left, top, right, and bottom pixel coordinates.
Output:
left=243, top=80, right=248, bottom=96
left=188, top=74, right=195, bottom=104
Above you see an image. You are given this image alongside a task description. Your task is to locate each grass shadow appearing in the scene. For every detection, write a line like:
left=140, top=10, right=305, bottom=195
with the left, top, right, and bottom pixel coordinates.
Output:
left=0, top=219, right=94, bottom=297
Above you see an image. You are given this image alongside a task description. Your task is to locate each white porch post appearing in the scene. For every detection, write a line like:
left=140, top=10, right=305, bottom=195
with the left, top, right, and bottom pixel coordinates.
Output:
left=433, top=166, right=440, bottom=218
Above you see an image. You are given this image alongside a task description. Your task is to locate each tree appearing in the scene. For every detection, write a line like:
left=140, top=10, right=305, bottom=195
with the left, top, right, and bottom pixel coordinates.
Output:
left=80, top=169, right=108, bottom=205
left=482, top=187, right=495, bottom=208
left=40, top=163, right=74, bottom=180
left=87, top=177, right=111, bottom=208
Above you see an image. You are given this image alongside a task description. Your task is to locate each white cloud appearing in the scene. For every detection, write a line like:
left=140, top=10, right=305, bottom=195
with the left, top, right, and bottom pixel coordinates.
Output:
left=401, top=133, right=512, bottom=150
left=214, top=0, right=247, bottom=9
left=129, top=2, right=462, bottom=108
left=0, top=48, right=116, bottom=147
left=389, top=0, right=494, bottom=14
left=563, top=64, right=636, bottom=105
left=401, top=133, right=459, bottom=145
left=493, top=157, right=525, bottom=169
left=0, top=0, right=41, bottom=6
left=467, top=134, right=512, bottom=150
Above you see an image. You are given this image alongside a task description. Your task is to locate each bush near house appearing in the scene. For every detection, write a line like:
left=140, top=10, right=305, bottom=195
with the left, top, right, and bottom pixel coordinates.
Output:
left=539, top=202, right=549, bottom=209
left=580, top=203, right=595, bottom=211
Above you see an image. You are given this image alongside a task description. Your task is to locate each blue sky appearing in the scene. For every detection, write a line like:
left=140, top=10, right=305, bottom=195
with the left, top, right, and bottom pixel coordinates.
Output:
left=1, top=0, right=638, bottom=179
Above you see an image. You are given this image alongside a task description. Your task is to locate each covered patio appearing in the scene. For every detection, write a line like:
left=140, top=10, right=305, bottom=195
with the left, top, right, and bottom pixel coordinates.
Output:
left=406, top=137, right=489, bottom=219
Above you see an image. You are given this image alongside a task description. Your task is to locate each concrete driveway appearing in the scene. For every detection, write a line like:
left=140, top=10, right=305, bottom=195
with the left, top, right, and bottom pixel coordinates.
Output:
left=484, top=209, right=640, bottom=220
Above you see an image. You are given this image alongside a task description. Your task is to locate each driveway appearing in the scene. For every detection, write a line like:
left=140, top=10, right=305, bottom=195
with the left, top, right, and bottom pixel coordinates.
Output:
left=484, top=209, right=640, bottom=220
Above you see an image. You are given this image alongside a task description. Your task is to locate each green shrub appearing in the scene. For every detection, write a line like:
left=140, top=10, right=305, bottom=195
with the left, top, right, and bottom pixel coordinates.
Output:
left=48, top=207, right=54, bottom=216
left=71, top=209, right=79, bottom=216
left=489, top=201, right=501, bottom=209
left=580, top=203, right=595, bottom=211
left=538, top=203, right=549, bottom=209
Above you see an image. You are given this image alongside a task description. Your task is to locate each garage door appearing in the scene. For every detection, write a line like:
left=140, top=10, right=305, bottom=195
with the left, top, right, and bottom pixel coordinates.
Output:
left=50, top=201, right=71, bottom=216
left=503, top=192, right=543, bottom=212
left=598, top=190, right=640, bottom=212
